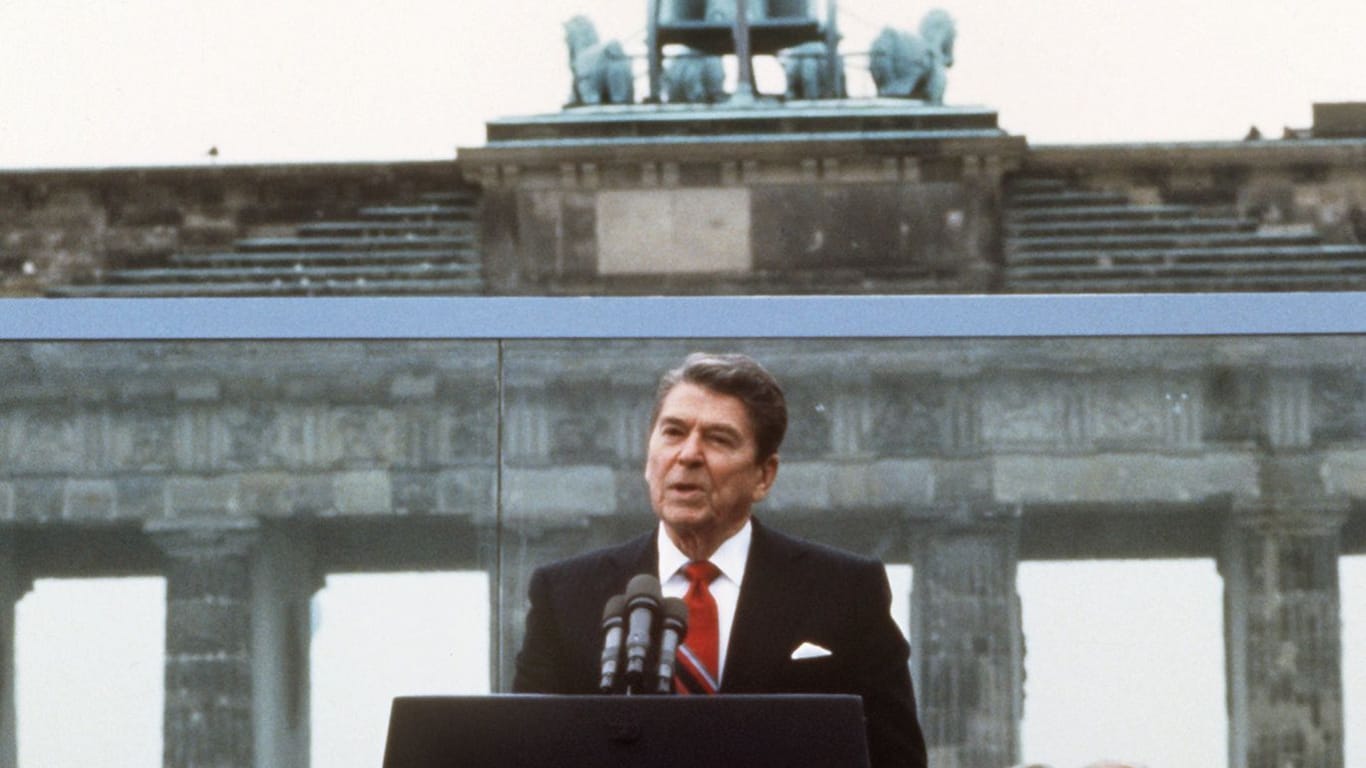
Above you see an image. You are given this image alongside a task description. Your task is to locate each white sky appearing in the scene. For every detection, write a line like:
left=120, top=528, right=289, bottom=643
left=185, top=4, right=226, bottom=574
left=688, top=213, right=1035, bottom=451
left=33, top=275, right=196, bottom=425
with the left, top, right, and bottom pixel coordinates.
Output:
left=2, top=0, right=1364, bottom=170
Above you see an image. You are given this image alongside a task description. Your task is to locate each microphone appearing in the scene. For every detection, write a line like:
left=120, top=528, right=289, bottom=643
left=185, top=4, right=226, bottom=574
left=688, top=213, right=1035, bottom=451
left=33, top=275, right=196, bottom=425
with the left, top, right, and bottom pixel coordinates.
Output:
left=599, top=594, right=627, bottom=694
left=622, top=574, right=661, bottom=694
left=655, top=597, right=689, bottom=694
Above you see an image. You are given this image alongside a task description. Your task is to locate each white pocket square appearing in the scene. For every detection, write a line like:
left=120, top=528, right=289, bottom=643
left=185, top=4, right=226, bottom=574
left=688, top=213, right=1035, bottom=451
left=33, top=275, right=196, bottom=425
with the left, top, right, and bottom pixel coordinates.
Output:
left=790, top=641, right=833, bottom=660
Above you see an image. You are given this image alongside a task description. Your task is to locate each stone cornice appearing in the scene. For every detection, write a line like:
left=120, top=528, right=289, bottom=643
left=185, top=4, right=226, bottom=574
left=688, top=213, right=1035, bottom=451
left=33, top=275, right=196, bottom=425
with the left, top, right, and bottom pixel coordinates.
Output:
left=1025, top=138, right=1366, bottom=172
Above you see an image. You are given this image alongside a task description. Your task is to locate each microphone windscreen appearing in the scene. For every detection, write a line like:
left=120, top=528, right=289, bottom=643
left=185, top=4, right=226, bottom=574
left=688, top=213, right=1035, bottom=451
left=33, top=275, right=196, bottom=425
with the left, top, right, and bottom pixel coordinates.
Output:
left=602, top=594, right=627, bottom=622
left=662, top=596, right=689, bottom=628
left=626, top=573, right=662, bottom=601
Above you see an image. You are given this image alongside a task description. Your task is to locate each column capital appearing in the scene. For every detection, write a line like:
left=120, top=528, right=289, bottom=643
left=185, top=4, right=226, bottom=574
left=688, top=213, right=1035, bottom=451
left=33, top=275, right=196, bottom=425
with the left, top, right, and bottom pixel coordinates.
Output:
left=145, top=516, right=261, bottom=559
left=908, top=500, right=1022, bottom=532
left=1229, top=495, right=1350, bottom=536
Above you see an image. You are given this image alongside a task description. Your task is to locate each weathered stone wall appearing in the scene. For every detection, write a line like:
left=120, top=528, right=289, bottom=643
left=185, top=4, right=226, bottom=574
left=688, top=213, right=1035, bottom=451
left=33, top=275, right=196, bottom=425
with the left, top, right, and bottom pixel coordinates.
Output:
left=7, top=138, right=1366, bottom=297
left=462, top=105, right=1022, bottom=294
left=1025, top=140, right=1366, bottom=244
left=8, top=338, right=1364, bottom=535
left=0, top=162, right=463, bottom=296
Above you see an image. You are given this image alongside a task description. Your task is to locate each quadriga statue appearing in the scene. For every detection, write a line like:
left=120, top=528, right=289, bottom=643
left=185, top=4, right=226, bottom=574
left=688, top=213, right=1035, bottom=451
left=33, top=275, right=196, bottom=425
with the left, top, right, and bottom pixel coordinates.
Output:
left=868, top=9, right=955, bottom=104
left=780, top=41, right=843, bottom=100
left=663, top=50, right=727, bottom=104
left=564, top=15, right=635, bottom=106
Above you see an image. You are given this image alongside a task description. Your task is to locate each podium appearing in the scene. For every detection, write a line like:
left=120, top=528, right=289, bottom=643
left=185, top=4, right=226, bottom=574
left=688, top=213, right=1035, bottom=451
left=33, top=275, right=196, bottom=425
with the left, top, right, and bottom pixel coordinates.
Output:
left=382, top=694, right=870, bottom=767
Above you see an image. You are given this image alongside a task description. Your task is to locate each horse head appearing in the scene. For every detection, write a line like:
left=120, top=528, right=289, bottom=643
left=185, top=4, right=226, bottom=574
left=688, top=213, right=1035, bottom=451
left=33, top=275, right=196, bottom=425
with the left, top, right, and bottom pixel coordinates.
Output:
left=919, top=9, right=955, bottom=67
left=563, top=15, right=601, bottom=55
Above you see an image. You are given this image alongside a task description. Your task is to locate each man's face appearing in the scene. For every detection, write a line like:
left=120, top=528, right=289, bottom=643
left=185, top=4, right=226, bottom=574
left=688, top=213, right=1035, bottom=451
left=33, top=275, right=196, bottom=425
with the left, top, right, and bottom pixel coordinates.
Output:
left=645, top=382, right=779, bottom=545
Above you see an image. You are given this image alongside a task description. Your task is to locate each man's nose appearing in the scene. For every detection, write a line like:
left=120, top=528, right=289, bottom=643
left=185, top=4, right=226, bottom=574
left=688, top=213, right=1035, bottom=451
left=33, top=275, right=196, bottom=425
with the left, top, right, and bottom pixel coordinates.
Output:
left=677, top=431, right=704, bottom=463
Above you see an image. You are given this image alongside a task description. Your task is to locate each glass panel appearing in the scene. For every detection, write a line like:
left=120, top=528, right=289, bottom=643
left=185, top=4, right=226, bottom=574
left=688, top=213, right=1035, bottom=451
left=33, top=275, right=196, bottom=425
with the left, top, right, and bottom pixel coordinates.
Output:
left=4, top=333, right=1363, bottom=768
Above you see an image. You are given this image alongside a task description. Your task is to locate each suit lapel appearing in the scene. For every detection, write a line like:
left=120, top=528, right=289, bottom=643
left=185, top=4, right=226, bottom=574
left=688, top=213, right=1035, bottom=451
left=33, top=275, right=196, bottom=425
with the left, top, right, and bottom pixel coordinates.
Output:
left=721, top=518, right=809, bottom=692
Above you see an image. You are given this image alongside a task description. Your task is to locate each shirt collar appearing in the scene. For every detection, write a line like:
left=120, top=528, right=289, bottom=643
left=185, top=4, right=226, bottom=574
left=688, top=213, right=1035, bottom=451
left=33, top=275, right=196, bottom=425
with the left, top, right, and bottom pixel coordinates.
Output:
left=657, top=518, right=753, bottom=586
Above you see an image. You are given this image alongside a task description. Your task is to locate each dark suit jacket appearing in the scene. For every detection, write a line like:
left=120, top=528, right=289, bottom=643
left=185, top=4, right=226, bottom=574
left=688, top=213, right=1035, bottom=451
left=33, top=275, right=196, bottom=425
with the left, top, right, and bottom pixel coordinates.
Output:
left=513, top=518, right=928, bottom=768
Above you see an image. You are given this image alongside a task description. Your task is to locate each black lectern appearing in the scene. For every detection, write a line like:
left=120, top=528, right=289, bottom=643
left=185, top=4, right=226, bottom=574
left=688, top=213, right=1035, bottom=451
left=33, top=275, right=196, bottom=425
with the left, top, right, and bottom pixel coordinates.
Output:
left=382, top=694, right=870, bottom=768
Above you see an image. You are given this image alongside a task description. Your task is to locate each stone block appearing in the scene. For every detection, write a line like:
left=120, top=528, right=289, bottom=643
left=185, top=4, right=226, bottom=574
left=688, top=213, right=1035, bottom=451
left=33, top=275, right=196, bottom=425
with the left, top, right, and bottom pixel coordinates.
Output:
left=321, top=408, right=401, bottom=466
left=175, top=380, right=221, bottom=401
left=14, top=479, right=63, bottom=521
left=0, top=482, right=12, bottom=520
left=504, top=467, right=616, bottom=521
left=166, top=599, right=250, bottom=654
left=1319, top=449, right=1366, bottom=497
left=994, top=453, right=1258, bottom=503
left=855, top=459, right=938, bottom=507
left=391, top=471, right=438, bottom=513
left=389, top=373, right=437, bottom=400
left=1313, top=102, right=1366, bottom=137
left=331, top=470, right=392, bottom=515
left=240, top=472, right=304, bottom=517
left=165, top=476, right=240, bottom=517
left=765, top=459, right=936, bottom=513
left=614, top=468, right=650, bottom=514
left=62, top=479, right=118, bottom=520
left=764, top=461, right=836, bottom=511
left=597, top=188, right=750, bottom=275
left=165, top=554, right=251, bottom=599
left=115, top=476, right=165, bottom=519
left=437, top=468, right=497, bottom=518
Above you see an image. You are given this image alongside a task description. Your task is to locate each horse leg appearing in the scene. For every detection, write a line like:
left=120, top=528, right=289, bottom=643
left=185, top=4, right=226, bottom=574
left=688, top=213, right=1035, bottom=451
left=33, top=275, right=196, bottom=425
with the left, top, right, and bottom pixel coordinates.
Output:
left=924, top=68, right=947, bottom=105
left=606, top=61, right=634, bottom=104
left=577, top=74, right=603, bottom=105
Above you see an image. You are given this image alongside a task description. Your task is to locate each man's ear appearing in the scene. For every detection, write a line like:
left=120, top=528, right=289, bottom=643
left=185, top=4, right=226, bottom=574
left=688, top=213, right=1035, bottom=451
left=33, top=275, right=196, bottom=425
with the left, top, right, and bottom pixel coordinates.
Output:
left=752, top=454, right=779, bottom=502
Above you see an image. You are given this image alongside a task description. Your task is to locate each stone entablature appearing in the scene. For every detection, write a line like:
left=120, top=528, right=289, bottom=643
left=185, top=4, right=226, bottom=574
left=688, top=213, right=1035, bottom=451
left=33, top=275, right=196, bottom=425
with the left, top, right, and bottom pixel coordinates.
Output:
left=7, top=133, right=1366, bottom=297
left=8, top=338, right=1363, bottom=528
left=0, top=342, right=499, bottom=523
left=461, top=102, right=1025, bottom=294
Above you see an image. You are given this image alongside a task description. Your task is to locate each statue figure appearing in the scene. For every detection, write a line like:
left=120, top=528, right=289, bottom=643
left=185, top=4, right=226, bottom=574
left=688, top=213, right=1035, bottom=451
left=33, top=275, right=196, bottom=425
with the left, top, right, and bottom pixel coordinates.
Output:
left=780, top=41, right=843, bottom=100
left=868, top=9, right=956, bottom=104
left=662, top=49, right=727, bottom=104
left=563, top=15, right=635, bottom=107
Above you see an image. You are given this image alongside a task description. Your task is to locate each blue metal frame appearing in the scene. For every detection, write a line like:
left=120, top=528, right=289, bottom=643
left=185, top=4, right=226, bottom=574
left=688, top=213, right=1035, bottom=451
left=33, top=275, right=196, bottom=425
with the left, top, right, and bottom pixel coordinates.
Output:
left=2, top=294, right=1364, bottom=339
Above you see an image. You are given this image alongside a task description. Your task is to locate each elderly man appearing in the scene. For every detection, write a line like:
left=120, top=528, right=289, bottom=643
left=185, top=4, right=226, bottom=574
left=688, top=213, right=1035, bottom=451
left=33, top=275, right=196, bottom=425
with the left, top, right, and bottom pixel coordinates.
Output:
left=513, top=353, right=927, bottom=768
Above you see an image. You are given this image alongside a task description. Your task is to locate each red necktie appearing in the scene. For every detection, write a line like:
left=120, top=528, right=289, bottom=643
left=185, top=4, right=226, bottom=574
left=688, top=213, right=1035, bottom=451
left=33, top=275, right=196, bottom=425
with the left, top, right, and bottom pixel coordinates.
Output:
left=674, top=560, right=721, bottom=694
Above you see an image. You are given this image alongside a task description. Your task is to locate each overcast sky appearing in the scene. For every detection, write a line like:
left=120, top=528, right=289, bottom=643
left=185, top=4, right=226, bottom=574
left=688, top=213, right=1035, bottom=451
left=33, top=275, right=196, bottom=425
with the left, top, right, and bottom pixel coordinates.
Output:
left=2, top=0, right=1364, bottom=169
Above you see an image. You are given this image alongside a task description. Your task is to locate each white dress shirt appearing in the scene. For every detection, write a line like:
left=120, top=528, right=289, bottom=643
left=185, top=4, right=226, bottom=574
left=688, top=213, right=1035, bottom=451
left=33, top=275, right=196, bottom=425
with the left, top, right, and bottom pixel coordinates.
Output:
left=656, top=519, right=752, bottom=684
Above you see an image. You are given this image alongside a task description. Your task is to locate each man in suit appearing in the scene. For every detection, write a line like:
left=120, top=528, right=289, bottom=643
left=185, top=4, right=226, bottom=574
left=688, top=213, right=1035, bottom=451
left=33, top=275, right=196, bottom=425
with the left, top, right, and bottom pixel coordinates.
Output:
left=513, top=353, right=928, bottom=768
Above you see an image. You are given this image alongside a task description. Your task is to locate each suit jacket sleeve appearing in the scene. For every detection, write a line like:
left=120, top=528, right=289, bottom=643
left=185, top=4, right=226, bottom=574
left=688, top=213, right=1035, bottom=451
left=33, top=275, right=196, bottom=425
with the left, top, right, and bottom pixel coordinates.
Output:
left=852, top=562, right=928, bottom=768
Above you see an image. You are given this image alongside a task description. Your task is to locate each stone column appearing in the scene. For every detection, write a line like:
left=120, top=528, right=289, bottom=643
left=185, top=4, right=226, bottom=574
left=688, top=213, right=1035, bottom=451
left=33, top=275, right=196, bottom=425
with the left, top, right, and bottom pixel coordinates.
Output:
left=1221, top=498, right=1346, bottom=768
left=0, top=535, right=30, bottom=768
left=149, top=518, right=260, bottom=768
left=910, top=505, right=1023, bottom=768
left=249, top=525, right=320, bottom=768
